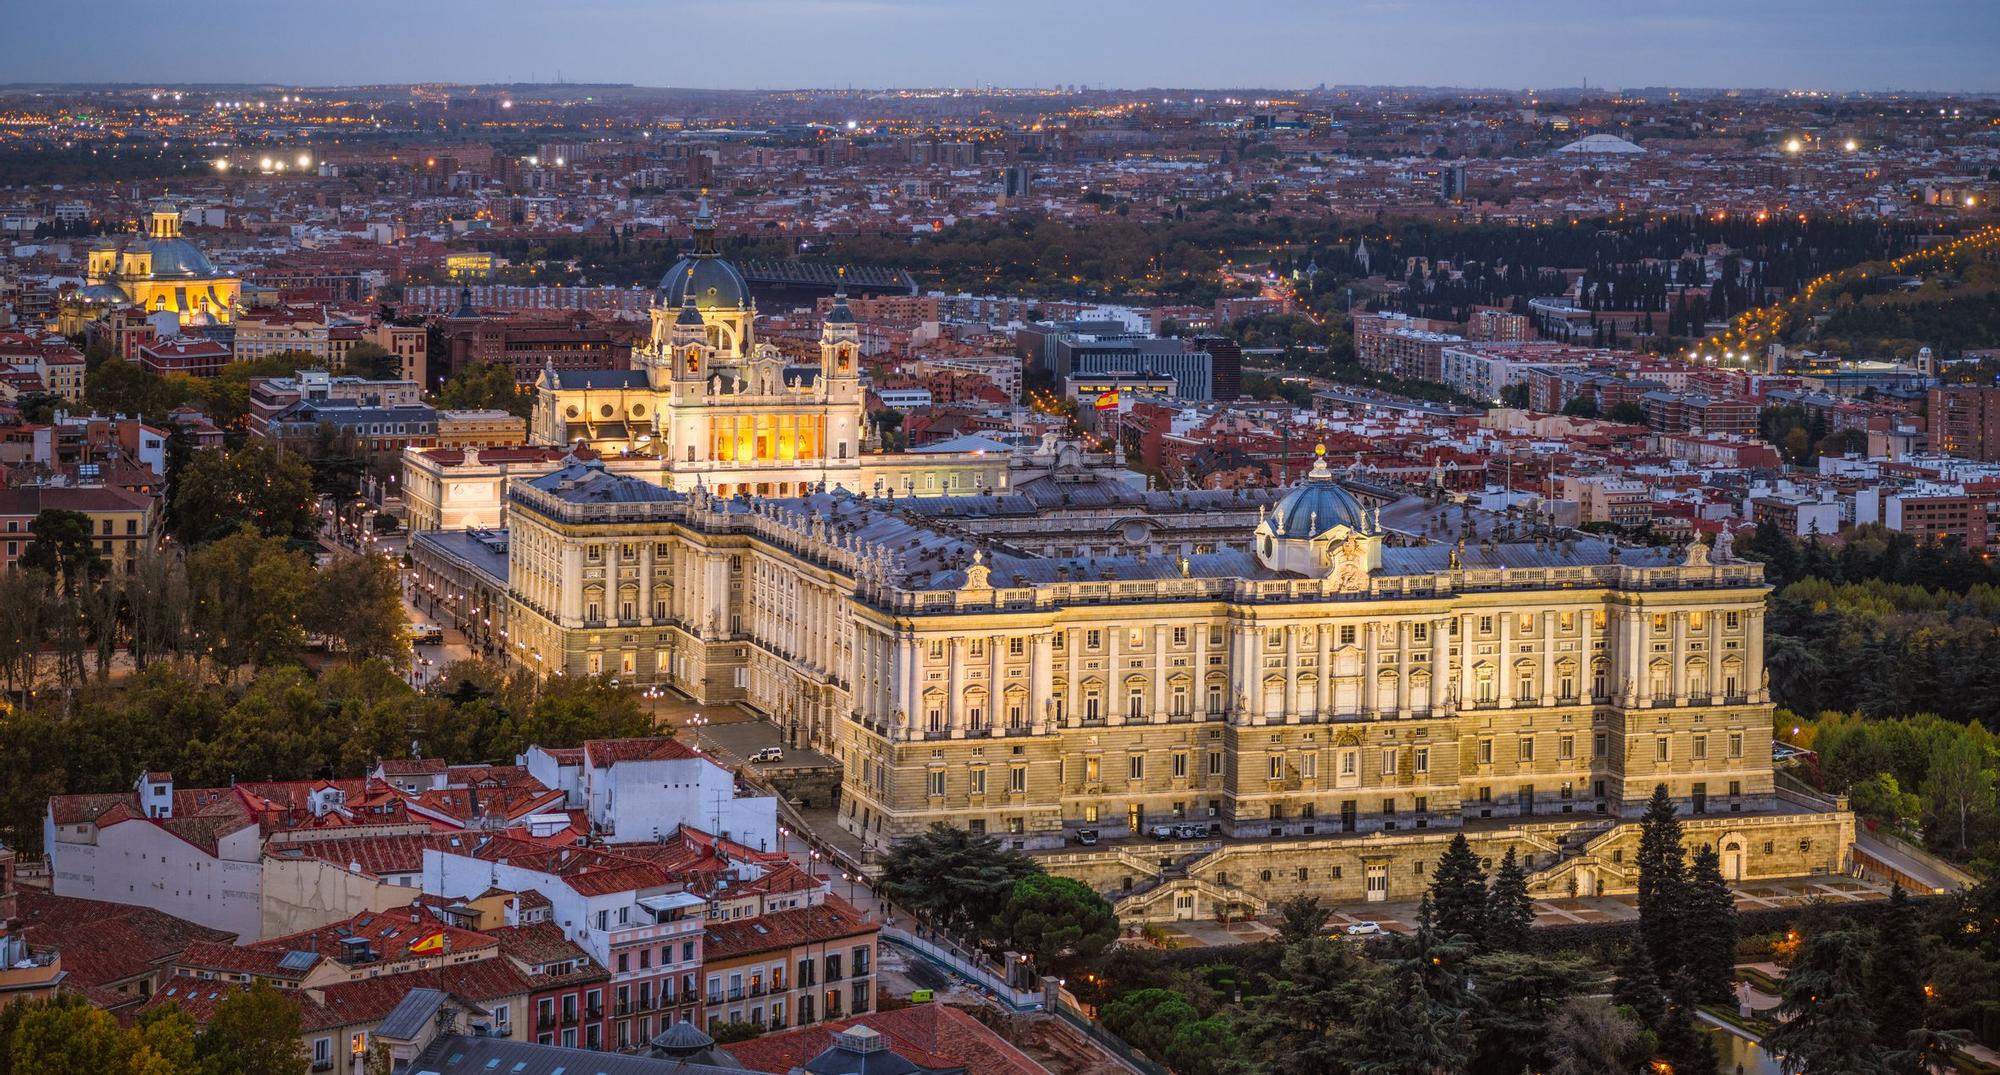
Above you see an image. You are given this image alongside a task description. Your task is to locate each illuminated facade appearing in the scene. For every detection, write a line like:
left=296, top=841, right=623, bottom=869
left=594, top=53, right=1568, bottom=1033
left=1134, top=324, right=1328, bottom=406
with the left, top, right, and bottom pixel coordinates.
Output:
left=412, top=444, right=1852, bottom=918
left=74, top=207, right=240, bottom=325
left=525, top=199, right=1005, bottom=500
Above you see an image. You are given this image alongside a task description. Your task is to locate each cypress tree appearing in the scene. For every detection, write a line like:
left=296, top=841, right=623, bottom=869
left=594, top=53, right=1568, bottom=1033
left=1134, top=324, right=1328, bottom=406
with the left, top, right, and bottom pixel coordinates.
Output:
left=1869, top=884, right=1928, bottom=1070
left=1486, top=847, right=1533, bottom=952
left=1681, top=844, right=1738, bottom=1004
left=1428, top=833, right=1489, bottom=945
left=1612, top=940, right=1668, bottom=1029
left=1636, top=783, right=1689, bottom=979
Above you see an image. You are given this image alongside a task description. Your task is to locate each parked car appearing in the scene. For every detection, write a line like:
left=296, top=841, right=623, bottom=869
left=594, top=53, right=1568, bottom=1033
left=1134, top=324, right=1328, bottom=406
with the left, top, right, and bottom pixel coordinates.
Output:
left=1344, top=921, right=1382, bottom=936
left=1074, top=828, right=1100, bottom=846
left=1174, top=823, right=1209, bottom=840
left=749, top=746, right=784, bottom=764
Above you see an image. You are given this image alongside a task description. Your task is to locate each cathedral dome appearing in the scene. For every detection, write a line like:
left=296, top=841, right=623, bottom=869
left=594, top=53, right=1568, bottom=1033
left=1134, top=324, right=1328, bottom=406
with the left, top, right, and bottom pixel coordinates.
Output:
left=145, top=237, right=219, bottom=278
left=659, top=255, right=749, bottom=310
left=655, top=194, right=749, bottom=310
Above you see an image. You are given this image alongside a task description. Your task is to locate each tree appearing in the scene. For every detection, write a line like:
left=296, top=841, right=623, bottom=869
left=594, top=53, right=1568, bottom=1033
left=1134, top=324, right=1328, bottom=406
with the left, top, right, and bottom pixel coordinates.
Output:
left=995, top=873, right=1117, bottom=972
left=19, top=509, right=106, bottom=598
left=1921, top=734, right=1995, bottom=853
left=1681, top=844, right=1738, bottom=1004
left=1342, top=926, right=1474, bottom=1075
left=3, top=995, right=138, bottom=1074
left=170, top=442, right=317, bottom=545
left=1560, top=394, right=1601, bottom=419
left=341, top=342, right=399, bottom=380
left=306, top=554, right=409, bottom=664
left=188, top=528, right=311, bottom=672
left=1546, top=996, right=1646, bottom=1075
left=878, top=823, right=1039, bottom=937
left=1228, top=934, right=1372, bottom=1073
left=1427, top=832, right=1488, bottom=944
left=1608, top=400, right=1648, bottom=424
left=1636, top=783, right=1688, bottom=979
left=437, top=362, right=529, bottom=418
left=1465, top=951, right=1590, bottom=1075
left=1275, top=894, right=1332, bottom=945
left=1485, top=847, right=1533, bottom=952
left=1655, top=998, right=1719, bottom=1075
left=1868, top=885, right=1930, bottom=1072
left=1611, top=940, right=1668, bottom=1030
left=1763, top=926, right=1888, bottom=1075
left=1102, top=988, right=1201, bottom=1059
left=194, top=983, right=307, bottom=1075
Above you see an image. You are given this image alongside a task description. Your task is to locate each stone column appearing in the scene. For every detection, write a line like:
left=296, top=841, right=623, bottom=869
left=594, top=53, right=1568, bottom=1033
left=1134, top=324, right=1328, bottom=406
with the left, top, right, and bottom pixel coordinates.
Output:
left=1362, top=622, right=1379, bottom=717
left=1748, top=610, right=1766, bottom=703
left=1458, top=612, right=1478, bottom=709
left=1316, top=623, right=1332, bottom=718
left=1152, top=625, right=1169, bottom=722
left=1281, top=627, right=1298, bottom=723
left=1670, top=611, right=1688, bottom=704
left=1540, top=610, right=1557, bottom=706
left=1030, top=633, right=1053, bottom=732
left=1106, top=628, right=1124, bottom=727
left=946, top=638, right=963, bottom=736
left=1397, top=620, right=1413, bottom=717
left=1497, top=612, right=1514, bottom=708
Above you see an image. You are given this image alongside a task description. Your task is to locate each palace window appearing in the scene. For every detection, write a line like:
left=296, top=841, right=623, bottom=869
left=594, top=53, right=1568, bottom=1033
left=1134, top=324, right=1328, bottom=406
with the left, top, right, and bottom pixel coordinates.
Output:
left=1414, top=747, right=1430, bottom=774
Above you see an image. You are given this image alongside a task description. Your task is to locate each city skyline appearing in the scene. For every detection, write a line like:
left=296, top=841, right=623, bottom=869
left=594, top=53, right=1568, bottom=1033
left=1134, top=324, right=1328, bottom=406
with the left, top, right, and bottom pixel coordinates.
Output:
left=7, top=0, right=1999, bottom=94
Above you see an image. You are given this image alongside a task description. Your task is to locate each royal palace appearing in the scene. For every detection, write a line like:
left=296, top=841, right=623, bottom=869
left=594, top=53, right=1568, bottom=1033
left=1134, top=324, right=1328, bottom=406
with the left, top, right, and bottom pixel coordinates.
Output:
left=408, top=226, right=1852, bottom=921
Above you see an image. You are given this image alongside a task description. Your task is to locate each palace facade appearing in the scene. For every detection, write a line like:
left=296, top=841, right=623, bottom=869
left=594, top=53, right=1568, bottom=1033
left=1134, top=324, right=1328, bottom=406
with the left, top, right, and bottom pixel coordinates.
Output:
left=409, top=232, right=1853, bottom=920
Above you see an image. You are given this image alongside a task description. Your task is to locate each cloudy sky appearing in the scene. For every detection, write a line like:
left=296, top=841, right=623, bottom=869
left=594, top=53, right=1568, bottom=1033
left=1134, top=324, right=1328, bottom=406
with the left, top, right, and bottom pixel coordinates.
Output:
left=9, top=0, right=1996, bottom=91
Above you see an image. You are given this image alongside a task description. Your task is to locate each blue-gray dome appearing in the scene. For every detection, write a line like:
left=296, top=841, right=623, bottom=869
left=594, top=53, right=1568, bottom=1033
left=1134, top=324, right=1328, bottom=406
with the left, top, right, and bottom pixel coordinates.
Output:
left=1271, top=473, right=1369, bottom=538
left=75, top=283, right=129, bottom=303
left=659, top=255, right=749, bottom=309
left=145, top=237, right=218, bottom=277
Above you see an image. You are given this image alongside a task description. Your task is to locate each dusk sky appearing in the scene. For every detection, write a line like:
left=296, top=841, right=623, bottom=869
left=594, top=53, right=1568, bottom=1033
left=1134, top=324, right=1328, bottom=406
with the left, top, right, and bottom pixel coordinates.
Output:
left=9, top=0, right=1998, bottom=92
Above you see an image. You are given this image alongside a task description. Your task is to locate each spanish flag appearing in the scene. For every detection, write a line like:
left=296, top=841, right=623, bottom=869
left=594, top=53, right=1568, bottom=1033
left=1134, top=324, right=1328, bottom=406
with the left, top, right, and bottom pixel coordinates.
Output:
left=1094, top=390, right=1120, bottom=411
left=411, top=931, right=447, bottom=955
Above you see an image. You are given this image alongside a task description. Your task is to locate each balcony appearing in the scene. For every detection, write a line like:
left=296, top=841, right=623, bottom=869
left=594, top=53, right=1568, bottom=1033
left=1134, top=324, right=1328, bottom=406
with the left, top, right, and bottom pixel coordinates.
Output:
left=585, top=1006, right=603, bottom=1021
left=312, top=1062, right=335, bottom=1073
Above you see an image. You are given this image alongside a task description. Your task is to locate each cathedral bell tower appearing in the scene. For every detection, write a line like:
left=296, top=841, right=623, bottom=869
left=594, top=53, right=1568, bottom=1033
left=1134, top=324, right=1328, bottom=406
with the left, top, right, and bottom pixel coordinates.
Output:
left=820, top=269, right=861, bottom=396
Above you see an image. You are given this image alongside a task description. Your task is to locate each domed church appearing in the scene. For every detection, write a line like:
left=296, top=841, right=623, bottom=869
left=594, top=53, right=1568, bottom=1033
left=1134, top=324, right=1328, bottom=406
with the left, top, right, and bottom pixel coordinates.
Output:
left=529, top=197, right=1004, bottom=500
left=76, top=205, right=240, bottom=324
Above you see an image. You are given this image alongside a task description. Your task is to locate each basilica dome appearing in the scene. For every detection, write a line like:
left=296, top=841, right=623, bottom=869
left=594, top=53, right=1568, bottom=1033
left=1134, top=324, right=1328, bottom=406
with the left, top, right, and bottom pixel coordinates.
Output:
left=145, top=237, right=219, bottom=278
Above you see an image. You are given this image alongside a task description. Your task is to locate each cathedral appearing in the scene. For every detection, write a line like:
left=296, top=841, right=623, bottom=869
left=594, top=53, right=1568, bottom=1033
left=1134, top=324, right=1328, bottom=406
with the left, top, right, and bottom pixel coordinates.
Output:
left=528, top=199, right=996, bottom=500
left=70, top=205, right=240, bottom=325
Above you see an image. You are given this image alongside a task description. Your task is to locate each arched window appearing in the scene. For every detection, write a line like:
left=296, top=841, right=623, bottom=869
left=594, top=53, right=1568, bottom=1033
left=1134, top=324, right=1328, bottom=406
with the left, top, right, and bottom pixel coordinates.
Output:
left=1648, top=659, right=1671, bottom=702
left=1591, top=658, right=1610, bottom=701
left=1474, top=662, right=1497, bottom=705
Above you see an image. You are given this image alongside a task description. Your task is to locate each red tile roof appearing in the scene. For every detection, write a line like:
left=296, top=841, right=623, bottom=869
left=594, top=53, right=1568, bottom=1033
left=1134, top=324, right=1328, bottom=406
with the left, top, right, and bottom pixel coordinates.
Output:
left=701, top=896, right=874, bottom=961
left=583, top=737, right=700, bottom=767
left=727, top=1003, right=1045, bottom=1075
left=14, top=888, right=233, bottom=992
